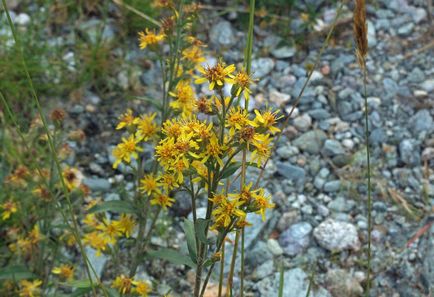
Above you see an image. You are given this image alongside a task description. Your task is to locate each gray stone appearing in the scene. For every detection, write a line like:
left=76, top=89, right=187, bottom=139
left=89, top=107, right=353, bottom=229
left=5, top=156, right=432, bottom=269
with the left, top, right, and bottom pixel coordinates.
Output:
left=293, top=130, right=327, bottom=154
left=293, top=114, right=312, bottom=131
left=326, top=269, right=364, bottom=297
left=324, top=180, right=341, bottom=193
left=367, top=20, right=376, bottom=47
left=257, top=268, right=331, bottom=297
left=85, top=246, right=108, bottom=280
left=409, top=7, right=427, bottom=23
left=15, top=13, right=31, bottom=26
left=313, top=219, right=360, bottom=252
left=328, top=197, right=355, bottom=212
left=308, top=109, right=331, bottom=120
left=407, top=67, right=425, bottom=83
left=399, top=139, right=420, bottom=166
left=245, top=241, right=273, bottom=267
left=276, top=162, right=306, bottom=190
left=271, top=46, right=296, bottom=59
left=397, top=23, right=414, bottom=36
left=322, top=140, right=346, bottom=156
left=279, top=222, right=312, bottom=256
left=369, top=128, right=387, bottom=145
left=83, top=178, right=111, bottom=192
left=383, top=78, right=399, bottom=98
left=411, top=109, right=433, bottom=135
left=209, top=20, right=236, bottom=47
left=79, top=19, right=116, bottom=43
left=251, top=58, right=275, bottom=78
left=253, top=260, right=274, bottom=280
left=421, top=79, right=434, bottom=92
left=269, top=89, right=291, bottom=106
left=267, top=238, right=283, bottom=256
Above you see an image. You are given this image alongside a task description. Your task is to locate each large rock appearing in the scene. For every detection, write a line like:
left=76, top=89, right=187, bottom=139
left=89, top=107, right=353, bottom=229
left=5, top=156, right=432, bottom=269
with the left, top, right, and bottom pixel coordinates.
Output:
left=410, top=109, right=433, bottom=135
left=313, top=219, right=360, bottom=252
left=399, top=139, right=420, bottom=166
left=256, top=268, right=331, bottom=297
left=276, top=162, right=306, bottom=190
left=293, top=130, right=327, bottom=154
left=279, top=222, right=312, bottom=256
left=209, top=20, right=236, bottom=48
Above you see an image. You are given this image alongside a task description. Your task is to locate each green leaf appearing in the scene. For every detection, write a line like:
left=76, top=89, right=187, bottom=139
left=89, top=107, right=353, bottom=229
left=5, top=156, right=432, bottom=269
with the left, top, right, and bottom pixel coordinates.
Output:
left=183, top=218, right=197, bottom=263
left=106, top=287, right=121, bottom=297
left=64, top=279, right=93, bottom=288
left=147, top=248, right=196, bottom=268
left=0, top=265, right=36, bottom=280
left=195, top=218, right=210, bottom=244
left=220, top=162, right=241, bottom=179
left=134, top=96, right=163, bottom=111
left=70, top=287, right=92, bottom=297
left=88, top=200, right=137, bottom=214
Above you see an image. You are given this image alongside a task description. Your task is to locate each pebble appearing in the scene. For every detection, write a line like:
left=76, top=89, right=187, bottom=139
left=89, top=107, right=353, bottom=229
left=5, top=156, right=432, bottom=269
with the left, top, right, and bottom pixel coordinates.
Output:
left=278, top=222, right=312, bottom=256
left=267, top=238, right=283, bottom=256
left=83, top=177, right=111, bottom=192
left=313, top=219, right=360, bottom=252
left=322, top=139, right=346, bottom=156
left=15, top=13, right=31, bottom=26
left=293, top=114, right=312, bottom=131
left=399, top=139, right=420, bottom=166
left=323, top=180, right=341, bottom=193
left=209, top=20, right=236, bottom=47
left=397, top=23, right=414, bottom=36
left=276, top=162, right=306, bottom=191
left=411, top=109, right=433, bottom=135
left=251, top=58, right=275, bottom=78
left=421, top=79, right=434, bottom=92
left=326, top=269, right=364, bottom=297
left=269, top=89, right=291, bottom=106
left=271, top=46, right=296, bottom=59
left=293, top=130, right=327, bottom=154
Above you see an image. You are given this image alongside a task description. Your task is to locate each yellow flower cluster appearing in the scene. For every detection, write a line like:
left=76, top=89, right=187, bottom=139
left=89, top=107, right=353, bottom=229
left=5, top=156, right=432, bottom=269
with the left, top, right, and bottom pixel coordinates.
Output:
left=112, top=275, right=151, bottom=297
left=82, top=211, right=136, bottom=256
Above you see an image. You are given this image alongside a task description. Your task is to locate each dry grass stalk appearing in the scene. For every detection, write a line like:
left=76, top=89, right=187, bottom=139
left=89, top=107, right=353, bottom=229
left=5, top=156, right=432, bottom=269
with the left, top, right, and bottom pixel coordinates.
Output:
left=353, top=0, right=368, bottom=69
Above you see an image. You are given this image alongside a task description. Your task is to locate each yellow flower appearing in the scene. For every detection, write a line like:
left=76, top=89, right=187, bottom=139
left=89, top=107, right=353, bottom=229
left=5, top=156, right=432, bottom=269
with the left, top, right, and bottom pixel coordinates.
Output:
left=52, top=264, right=74, bottom=280
left=233, top=69, right=253, bottom=99
left=182, top=46, right=206, bottom=64
left=83, top=231, right=110, bottom=256
left=155, top=137, right=177, bottom=169
left=29, top=225, right=42, bottom=245
left=19, top=279, right=42, bottom=297
left=254, top=109, right=282, bottom=134
left=150, top=193, right=175, bottom=209
left=114, top=214, right=136, bottom=238
left=112, top=135, right=143, bottom=169
left=169, top=80, right=196, bottom=117
left=229, top=182, right=258, bottom=204
left=250, top=134, right=272, bottom=167
left=116, top=109, right=138, bottom=130
left=212, top=197, right=246, bottom=228
left=162, top=119, right=182, bottom=138
left=112, top=275, right=134, bottom=294
left=136, top=113, right=158, bottom=141
left=1, top=200, right=17, bottom=220
left=138, top=29, right=165, bottom=49
left=83, top=213, right=99, bottom=228
left=5, top=165, right=29, bottom=187
left=226, top=107, right=256, bottom=136
left=195, top=61, right=235, bottom=90
left=139, top=174, right=161, bottom=195
left=96, top=219, right=122, bottom=243
left=251, top=188, right=274, bottom=221
left=62, top=167, right=84, bottom=191
left=199, top=135, right=225, bottom=167
left=133, top=280, right=152, bottom=297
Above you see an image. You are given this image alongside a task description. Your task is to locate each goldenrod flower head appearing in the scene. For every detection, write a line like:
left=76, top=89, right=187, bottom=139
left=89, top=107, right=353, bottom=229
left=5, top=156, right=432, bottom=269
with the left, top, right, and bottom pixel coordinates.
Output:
left=52, top=264, right=74, bottom=280
left=251, top=134, right=272, bottom=167
left=151, top=193, right=175, bottom=209
left=5, top=165, right=29, bottom=187
left=1, top=200, right=17, bottom=220
left=83, top=213, right=99, bottom=228
left=254, top=109, right=282, bottom=134
left=162, top=119, right=182, bottom=138
left=19, top=279, right=42, bottom=297
left=169, top=80, right=196, bottom=117
left=116, top=109, right=138, bottom=130
left=195, top=61, right=235, bottom=90
left=152, top=0, right=173, bottom=9
left=32, top=186, right=51, bottom=201
left=174, top=132, right=199, bottom=155
left=200, top=135, right=225, bottom=167
left=233, top=69, right=253, bottom=99
left=251, top=188, right=275, bottom=221
left=138, top=29, right=165, bottom=50
left=182, top=46, right=206, bottom=64
left=140, top=174, right=161, bottom=195
left=155, top=137, right=177, bottom=169
left=226, top=107, right=256, bottom=136
left=212, top=198, right=246, bottom=228
left=133, top=280, right=152, bottom=297
left=29, top=225, right=43, bottom=245
left=62, top=167, right=84, bottom=191
left=114, top=214, right=136, bottom=238
left=229, top=183, right=258, bottom=204
left=136, top=113, right=158, bottom=141
left=112, top=275, right=134, bottom=294
left=96, top=219, right=122, bottom=243
left=160, top=172, right=179, bottom=191
left=83, top=231, right=110, bottom=256
left=112, top=135, right=143, bottom=169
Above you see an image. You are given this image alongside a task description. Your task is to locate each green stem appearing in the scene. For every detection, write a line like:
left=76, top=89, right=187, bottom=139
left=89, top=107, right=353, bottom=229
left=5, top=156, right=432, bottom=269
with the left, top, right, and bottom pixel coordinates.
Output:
left=218, top=240, right=225, bottom=297
left=363, top=67, right=373, bottom=296
left=240, top=228, right=245, bottom=297
left=226, top=230, right=240, bottom=297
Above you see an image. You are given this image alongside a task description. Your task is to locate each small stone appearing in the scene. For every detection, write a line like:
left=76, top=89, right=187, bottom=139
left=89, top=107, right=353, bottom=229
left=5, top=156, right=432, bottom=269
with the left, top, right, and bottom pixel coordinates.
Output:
left=269, top=89, right=291, bottom=106
left=399, top=139, right=420, bottom=166
left=323, top=180, right=341, bottom=193
left=367, top=20, right=376, bottom=46
left=397, top=23, right=414, bottom=36
left=276, top=162, right=306, bottom=190
left=293, top=114, right=312, bottom=131
left=313, top=219, right=360, bottom=252
left=267, top=238, right=283, bottom=256
left=253, top=260, right=275, bottom=280
left=421, top=79, right=434, bottom=92
left=85, top=247, right=108, bottom=280
left=322, top=140, right=345, bottom=156
left=279, top=222, right=312, bottom=256
left=293, top=130, right=327, bottom=154
left=326, top=269, right=364, bottom=297
left=409, top=7, right=427, bottom=23
left=342, top=139, right=354, bottom=150
left=251, top=58, right=275, bottom=78
left=411, top=109, right=433, bottom=135
left=209, top=20, right=236, bottom=47
left=277, top=210, right=300, bottom=231
left=271, top=46, right=296, bottom=59
left=83, top=178, right=111, bottom=192
left=15, top=13, right=31, bottom=26
left=328, top=197, right=354, bottom=212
